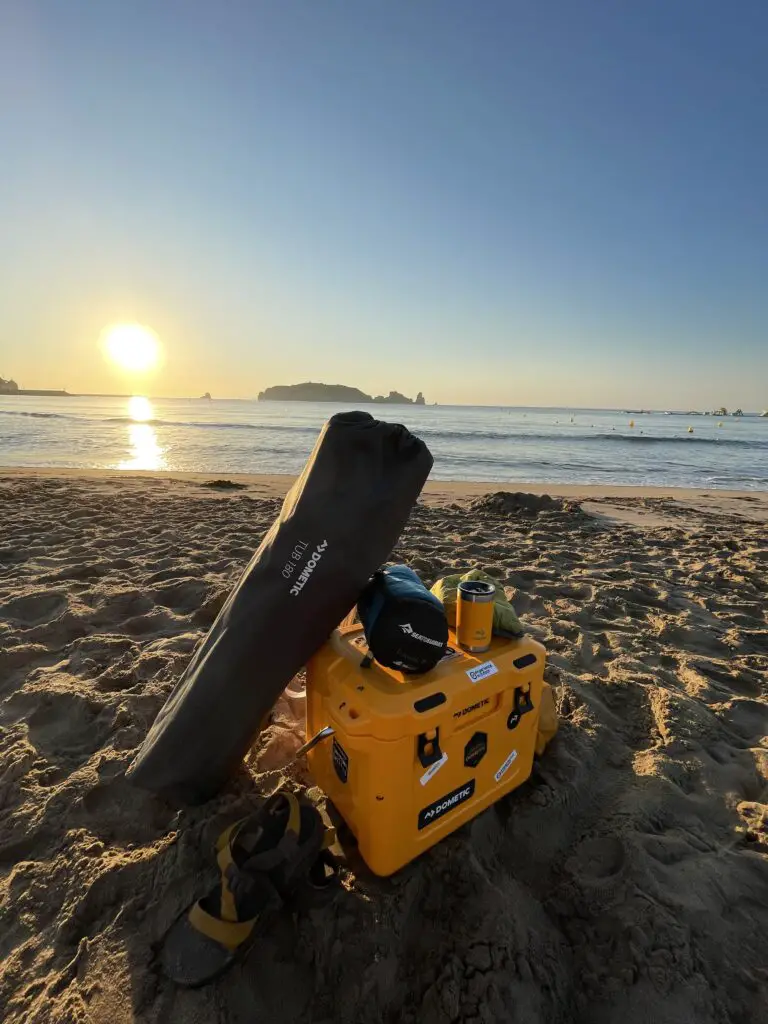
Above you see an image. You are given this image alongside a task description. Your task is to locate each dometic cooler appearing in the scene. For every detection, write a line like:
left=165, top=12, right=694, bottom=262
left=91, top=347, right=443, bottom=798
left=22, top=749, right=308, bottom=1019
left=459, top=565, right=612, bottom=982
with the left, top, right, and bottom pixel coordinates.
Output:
left=306, top=624, right=545, bottom=876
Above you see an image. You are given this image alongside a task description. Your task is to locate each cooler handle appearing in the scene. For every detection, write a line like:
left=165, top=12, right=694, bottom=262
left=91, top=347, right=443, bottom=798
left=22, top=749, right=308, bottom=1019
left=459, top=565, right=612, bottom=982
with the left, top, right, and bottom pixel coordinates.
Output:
left=293, top=725, right=335, bottom=759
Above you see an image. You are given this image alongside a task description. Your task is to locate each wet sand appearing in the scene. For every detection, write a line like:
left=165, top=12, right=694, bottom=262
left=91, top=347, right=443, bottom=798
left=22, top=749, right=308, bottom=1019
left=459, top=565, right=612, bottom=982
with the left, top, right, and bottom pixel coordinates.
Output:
left=1, top=471, right=767, bottom=1024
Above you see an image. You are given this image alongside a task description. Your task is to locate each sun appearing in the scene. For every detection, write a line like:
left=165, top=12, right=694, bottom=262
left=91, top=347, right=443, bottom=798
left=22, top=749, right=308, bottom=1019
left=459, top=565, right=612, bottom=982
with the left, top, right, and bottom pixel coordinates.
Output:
left=101, top=324, right=162, bottom=373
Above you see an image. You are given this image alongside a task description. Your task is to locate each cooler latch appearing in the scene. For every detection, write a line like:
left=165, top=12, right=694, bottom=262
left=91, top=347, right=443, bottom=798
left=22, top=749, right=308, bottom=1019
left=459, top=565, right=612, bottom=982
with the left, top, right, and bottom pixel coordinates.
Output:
left=507, top=686, right=534, bottom=730
left=417, top=728, right=443, bottom=768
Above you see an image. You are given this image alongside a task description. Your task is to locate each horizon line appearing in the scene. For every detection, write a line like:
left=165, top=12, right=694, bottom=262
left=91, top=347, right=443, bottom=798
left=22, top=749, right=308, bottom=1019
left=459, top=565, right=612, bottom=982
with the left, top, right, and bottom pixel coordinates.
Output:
left=1, top=391, right=764, bottom=416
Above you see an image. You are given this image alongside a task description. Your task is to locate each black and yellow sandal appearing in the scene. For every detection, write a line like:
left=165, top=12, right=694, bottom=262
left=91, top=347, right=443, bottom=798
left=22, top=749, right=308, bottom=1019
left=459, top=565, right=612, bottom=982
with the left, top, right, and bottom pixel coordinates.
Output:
left=159, top=790, right=338, bottom=987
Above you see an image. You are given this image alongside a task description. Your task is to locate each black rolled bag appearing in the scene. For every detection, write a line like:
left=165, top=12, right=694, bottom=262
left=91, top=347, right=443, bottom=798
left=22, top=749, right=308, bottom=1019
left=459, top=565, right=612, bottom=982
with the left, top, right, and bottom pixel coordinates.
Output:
left=357, top=565, right=448, bottom=674
left=126, top=411, right=433, bottom=804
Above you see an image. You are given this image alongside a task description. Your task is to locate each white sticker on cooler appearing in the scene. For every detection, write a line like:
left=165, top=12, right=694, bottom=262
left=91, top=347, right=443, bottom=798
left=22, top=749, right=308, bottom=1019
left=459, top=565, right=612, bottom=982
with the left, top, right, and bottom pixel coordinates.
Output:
left=494, top=749, right=518, bottom=783
left=420, top=751, right=448, bottom=786
left=466, top=660, right=498, bottom=684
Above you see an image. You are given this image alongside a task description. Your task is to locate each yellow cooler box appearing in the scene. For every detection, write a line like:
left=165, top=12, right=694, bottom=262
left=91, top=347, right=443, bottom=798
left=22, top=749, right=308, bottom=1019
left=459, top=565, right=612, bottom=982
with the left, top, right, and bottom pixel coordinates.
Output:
left=306, top=624, right=545, bottom=876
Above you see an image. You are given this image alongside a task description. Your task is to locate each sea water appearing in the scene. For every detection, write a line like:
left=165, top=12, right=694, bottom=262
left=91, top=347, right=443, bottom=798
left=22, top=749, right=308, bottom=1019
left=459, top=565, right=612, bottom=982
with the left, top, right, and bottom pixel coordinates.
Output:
left=1, top=395, right=766, bottom=490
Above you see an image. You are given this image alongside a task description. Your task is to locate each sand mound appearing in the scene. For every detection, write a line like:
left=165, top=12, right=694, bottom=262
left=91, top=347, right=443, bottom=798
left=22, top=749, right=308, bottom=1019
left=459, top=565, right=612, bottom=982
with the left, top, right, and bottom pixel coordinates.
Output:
left=200, top=479, right=248, bottom=490
left=469, top=490, right=583, bottom=516
left=0, top=475, right=767, bottom=1024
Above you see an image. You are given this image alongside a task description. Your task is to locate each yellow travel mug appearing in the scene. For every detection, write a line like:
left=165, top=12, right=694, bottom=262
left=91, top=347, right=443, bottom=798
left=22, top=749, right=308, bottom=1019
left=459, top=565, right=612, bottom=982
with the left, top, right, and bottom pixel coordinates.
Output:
left=456, top=580, right=495, bottom=653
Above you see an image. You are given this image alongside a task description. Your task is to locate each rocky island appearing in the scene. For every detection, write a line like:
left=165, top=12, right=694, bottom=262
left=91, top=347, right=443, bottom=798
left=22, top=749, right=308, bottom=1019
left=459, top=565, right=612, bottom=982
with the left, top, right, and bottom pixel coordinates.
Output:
left=258, top=382, right=426, bottom=405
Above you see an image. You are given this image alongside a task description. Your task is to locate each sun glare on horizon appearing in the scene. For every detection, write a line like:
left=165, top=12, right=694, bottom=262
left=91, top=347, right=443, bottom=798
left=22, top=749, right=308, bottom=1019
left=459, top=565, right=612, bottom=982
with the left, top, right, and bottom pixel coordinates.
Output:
left=127, top=395, right=153, bottom=421
left=101, top=323, right=162, bottom=373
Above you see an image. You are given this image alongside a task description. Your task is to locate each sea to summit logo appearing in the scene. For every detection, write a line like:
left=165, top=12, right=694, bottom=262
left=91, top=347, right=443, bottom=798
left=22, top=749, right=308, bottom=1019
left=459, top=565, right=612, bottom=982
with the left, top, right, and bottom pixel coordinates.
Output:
left=399, top=623, right=444, bottom=649
left=289, top=541, right=328, bottom=596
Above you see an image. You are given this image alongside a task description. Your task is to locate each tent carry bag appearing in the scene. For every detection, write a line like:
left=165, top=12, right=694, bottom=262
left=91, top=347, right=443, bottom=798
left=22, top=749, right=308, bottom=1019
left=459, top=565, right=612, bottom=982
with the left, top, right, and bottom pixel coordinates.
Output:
left=127, top=412, right=433, bottom=804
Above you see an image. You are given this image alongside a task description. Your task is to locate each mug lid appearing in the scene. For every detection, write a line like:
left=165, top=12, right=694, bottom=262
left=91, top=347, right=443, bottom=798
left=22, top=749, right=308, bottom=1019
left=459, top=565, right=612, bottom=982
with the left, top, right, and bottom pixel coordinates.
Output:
left=458, top=580, right=496, bottom=597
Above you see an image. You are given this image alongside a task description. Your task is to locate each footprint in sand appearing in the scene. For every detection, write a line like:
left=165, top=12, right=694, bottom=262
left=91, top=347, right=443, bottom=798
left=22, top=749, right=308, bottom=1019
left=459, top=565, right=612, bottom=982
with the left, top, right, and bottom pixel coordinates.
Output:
left=681, top=661, right=761, bottom=701
left=153, top=580, right=210, bottom=614
left=0, top=546, right=28, bottom=566
left=0, top=592, right=68, bottom=625
left=193, top=590, right=228, bottom=627
left=0, top=644, right=50, bottom=686
left=121, top=609, right=178, bottom=637
left=93, top=590, right=155, bottom=623
left=718, top=700, right=768, bottom=742
left=26, top=692, right=108, bottom=763
left=590, top=679, right=655, bottom=749
left=737, top=629, right=768, bottom=655
left=80, top=778, right=174, bottom=844
left=639, top=831, right=700, bottom=866
left=565, top=836, right=628, bottom=905
left=656, top=622, right=732, bottom=659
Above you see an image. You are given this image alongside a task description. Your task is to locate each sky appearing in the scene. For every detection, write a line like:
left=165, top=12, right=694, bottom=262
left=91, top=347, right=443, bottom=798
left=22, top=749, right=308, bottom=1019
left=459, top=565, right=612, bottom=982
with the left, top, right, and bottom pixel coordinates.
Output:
left=1, top=0, right=767, bottom=409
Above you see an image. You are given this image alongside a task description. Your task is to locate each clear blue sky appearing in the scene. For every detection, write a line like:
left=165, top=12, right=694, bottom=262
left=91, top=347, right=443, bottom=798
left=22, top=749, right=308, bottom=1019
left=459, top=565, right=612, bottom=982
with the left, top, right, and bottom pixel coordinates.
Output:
left=2, top=0, right=766, bottom=408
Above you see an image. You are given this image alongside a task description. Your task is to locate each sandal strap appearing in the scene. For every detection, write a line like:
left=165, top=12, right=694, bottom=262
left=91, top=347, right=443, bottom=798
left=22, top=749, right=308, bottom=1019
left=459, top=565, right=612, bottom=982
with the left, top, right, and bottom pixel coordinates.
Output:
left=275, top=790, right=302, bottom=839
left=214, top=791, right=304, bottom=922
left=215, top=818, right=244, bottom=855
left=214, top=792, right=302, bottom=858
left=216, top=841, right=241, bottom=922
left=188, top=901, right=257, bottom=951
left=243, top=833, right=299, bottom=872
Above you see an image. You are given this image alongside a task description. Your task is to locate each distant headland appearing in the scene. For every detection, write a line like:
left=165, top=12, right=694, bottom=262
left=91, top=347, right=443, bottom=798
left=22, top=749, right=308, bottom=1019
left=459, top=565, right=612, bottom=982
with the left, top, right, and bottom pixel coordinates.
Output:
left=258, top=382, right=426, bottom=405
left=0, top=380, right=131, bottom=398
left=1, top=377, right=139, bottom=399
left=1, top=377, right=71, bottom=397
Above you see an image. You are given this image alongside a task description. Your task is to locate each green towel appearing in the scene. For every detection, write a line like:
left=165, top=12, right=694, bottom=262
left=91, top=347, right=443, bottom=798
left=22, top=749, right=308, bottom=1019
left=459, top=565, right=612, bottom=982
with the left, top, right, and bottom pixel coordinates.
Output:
left=430, top=569, right=524, bottom=638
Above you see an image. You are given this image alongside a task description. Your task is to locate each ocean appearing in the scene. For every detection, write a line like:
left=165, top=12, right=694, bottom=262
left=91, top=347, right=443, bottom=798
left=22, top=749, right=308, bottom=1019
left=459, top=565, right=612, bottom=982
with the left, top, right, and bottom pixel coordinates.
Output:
left=1, top=394, right=766, bottom=490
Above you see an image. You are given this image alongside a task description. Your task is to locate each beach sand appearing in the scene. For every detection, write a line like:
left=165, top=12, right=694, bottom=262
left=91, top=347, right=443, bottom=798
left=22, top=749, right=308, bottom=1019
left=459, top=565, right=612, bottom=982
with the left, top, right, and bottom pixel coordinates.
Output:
left=1, top=470, right=767, bottom=1024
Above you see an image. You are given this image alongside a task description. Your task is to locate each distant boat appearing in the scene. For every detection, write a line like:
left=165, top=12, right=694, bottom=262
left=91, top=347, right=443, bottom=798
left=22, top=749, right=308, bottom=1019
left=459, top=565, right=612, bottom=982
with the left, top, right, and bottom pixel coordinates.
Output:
left=762, top=410, right=768, bottom=418
left=199, top=392, right=212, bottom=400
left=733, top=408, right=744, bottom=417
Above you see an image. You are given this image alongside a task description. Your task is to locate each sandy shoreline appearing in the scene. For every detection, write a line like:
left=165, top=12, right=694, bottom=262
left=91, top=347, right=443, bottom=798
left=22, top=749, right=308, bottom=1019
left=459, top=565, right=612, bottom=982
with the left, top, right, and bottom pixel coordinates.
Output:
left=4, top=464, right=767, bottom=499
left=1, top=472, right=767, bottom=1023
left=4, top=466, right=768, bottom=524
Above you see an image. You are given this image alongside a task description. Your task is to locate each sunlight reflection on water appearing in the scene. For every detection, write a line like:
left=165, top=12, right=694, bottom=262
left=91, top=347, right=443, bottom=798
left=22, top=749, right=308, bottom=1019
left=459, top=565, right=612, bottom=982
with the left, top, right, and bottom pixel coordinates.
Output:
left=118, top=422, right=165, bottom=470
left=128, top=395, right=153, bottom=422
